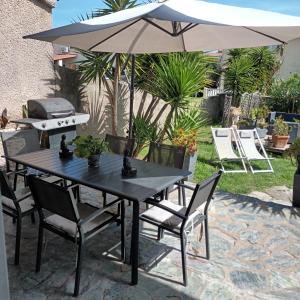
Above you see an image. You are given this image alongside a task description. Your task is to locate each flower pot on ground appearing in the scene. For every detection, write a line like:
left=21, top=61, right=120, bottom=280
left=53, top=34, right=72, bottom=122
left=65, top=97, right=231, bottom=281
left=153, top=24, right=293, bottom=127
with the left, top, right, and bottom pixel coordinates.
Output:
left=256, top=127, right=268, bottom=139
left=272, top=116, right=289, bottom=148
left=72, top=135, right=108, bottom=167
left=183, top=151, right=198, bottom=181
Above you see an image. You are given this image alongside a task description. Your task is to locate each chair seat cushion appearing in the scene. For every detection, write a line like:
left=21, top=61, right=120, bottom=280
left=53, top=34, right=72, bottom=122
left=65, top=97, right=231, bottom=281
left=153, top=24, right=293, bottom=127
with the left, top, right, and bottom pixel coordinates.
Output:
left=141, top=200, right=187, bottom=230
left=1, top=187, right=34, bottom=213
left=44, top=203, right=115, bottom=237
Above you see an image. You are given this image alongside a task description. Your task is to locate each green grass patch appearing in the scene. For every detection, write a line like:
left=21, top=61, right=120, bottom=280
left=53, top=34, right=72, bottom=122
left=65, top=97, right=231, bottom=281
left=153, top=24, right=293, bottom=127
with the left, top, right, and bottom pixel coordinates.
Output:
left=193, top=126, right=295, bottom=194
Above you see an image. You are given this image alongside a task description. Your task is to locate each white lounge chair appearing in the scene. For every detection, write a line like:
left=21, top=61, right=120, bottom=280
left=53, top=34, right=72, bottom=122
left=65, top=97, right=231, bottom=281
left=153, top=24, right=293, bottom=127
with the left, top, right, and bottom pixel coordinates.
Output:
left=236, top=129, right=274, bottom=174
left=211, top=128, right=247, bottom=173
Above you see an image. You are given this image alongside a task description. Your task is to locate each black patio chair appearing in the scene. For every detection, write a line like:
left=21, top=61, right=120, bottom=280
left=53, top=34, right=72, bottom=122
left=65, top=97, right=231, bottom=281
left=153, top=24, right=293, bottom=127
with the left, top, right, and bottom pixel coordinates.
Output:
left=147, top=142, right=186, bottom=205
left=105, top=134, right=135, bottom=157
left=1, top=129, right=64, bottom=190
left=27, top=175, right=125, bottom=297
left=140, top=170, right=222, bottom=286
left=1, top=129, right=41, bottom=190
left=0, top=170, right=36, bottom=265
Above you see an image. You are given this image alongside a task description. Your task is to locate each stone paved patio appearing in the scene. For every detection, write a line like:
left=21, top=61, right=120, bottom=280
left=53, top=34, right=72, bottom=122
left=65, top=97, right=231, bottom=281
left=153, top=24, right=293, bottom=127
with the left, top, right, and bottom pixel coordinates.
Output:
left=4, top=185, right=300, bottom=300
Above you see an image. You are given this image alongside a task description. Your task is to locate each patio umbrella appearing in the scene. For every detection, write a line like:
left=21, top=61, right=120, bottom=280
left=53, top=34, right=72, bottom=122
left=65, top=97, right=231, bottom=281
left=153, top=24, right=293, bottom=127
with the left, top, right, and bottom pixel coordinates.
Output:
left=24, top=0, right=300, bottom=136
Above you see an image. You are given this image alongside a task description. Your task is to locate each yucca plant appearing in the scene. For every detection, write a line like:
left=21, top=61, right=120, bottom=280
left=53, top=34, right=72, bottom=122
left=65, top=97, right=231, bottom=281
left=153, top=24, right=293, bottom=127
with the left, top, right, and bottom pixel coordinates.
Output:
left=145, top=52, right=214, bottom=141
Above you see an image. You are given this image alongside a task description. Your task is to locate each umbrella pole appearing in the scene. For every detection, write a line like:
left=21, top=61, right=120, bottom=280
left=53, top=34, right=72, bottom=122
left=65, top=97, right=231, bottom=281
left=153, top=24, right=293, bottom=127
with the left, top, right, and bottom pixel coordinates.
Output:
left=129, top=54, right=135, bottom=139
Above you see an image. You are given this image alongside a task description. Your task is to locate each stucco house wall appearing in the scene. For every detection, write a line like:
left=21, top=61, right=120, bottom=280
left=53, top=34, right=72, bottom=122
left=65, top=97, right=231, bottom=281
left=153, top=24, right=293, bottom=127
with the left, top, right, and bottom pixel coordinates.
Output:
left=277, top=38, right=300, bottom=80
left=0, top=0, right=56, bottom=123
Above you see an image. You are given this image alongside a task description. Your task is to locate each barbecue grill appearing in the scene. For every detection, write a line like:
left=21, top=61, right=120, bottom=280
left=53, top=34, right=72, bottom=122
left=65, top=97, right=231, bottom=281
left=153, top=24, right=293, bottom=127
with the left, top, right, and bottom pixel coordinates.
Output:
left=12, top=98, right=90, bottom=148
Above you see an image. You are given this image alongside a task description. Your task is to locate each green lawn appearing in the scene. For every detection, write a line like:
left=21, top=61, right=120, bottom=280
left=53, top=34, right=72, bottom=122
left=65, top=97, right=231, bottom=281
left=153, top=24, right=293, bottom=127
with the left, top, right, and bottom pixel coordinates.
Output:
left=193, top=126, right=295, bottom=194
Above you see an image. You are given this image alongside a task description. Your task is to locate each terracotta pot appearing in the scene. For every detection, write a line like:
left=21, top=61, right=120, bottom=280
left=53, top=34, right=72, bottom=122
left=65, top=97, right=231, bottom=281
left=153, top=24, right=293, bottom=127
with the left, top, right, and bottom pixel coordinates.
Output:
left=272, top=135, right=289, bottom=149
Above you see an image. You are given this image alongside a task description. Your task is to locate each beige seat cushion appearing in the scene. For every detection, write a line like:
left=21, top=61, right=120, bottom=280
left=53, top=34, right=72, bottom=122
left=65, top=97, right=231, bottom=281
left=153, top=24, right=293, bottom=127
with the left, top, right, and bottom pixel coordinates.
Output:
left=44, top=203, right=115, bottom=237
left=141, top=200, right=187, bottom=230
left=1, top=187, right=34, bottom=213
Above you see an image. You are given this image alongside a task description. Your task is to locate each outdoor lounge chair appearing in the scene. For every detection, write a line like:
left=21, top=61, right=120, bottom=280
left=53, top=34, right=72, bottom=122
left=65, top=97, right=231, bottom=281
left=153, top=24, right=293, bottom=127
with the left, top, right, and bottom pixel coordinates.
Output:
left=28, top=176, right=125, bottom=297
left=237, top=129, right=274, bottom=174
left=211, top=128, right=247, bottom=173
left=0, top=170, right=36, bottom=265
left=140, top=170, right=222, bottom=286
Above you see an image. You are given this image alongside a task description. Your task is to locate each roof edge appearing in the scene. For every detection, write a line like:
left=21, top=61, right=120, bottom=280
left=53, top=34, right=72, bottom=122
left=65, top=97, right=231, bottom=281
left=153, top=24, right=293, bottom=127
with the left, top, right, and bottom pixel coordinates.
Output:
left=40, top=0, right=56, bottom=9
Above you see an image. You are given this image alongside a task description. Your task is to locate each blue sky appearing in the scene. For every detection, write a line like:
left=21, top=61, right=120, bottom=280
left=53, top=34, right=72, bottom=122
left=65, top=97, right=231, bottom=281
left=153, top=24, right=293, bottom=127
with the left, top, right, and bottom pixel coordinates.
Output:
left=53, top=0, right=300, bottom=27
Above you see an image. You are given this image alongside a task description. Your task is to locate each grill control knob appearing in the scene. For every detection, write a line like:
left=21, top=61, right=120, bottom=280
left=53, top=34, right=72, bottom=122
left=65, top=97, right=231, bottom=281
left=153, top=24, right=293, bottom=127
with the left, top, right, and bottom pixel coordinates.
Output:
left=65, top=120, right=69, bottom=125
left=72, top=118, right=76, bottom=124
left=57, top=121, right=61, bottom=126
left=41, top=123, right=46, bottom=129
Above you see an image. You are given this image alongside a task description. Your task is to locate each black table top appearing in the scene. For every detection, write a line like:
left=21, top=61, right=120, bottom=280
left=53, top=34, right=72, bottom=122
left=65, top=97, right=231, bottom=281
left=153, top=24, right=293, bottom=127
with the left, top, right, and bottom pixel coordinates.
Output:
left=8, top=149, right=190, bottom=202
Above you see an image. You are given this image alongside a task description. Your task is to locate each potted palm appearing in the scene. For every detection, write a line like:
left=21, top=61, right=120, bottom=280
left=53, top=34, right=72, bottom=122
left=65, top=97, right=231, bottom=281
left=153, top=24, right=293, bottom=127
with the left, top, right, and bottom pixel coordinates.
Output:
left=272, top=116, right=289, bottom=148
left=72, top=135, right=107, bottom=167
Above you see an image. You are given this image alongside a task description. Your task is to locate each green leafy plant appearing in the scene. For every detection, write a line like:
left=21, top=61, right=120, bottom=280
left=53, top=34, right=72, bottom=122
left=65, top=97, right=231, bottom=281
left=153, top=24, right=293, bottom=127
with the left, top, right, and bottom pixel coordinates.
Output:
left=285, top=137, right=300, bottom=166
left=273, top=116, right=289, bottom=136
left=145, top=52, right=214, bottom=141
left=167, top=107, right=207, bottom=140
left=72, top=135, right=108, bottom=158
left=237, top=118, right=254, bottom=129
left=250, top=105, right=269, bottom=128
left=132, top=116, right=161, bottom=157
left=268, top=73, right=300, bottom=113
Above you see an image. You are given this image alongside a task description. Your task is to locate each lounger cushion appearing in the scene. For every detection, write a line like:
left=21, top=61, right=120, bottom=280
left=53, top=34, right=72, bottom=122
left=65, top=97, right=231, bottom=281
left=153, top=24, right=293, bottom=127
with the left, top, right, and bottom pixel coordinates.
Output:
left=216, top=130, right=229, bottom=137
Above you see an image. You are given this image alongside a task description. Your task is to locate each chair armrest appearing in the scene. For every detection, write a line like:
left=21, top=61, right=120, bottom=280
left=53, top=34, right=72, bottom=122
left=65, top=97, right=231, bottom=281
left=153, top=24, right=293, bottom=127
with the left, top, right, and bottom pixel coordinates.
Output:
left=66, top=183, right=80, bottom=190
left=144, top=199, right=187, bottom=220
left=174, top=182, right=195, bottom=191
left=16, top=193, right=32, bottom=202
left=78, top=198, right=123, bottom=226
left=6, top=169, right=27, bottom=176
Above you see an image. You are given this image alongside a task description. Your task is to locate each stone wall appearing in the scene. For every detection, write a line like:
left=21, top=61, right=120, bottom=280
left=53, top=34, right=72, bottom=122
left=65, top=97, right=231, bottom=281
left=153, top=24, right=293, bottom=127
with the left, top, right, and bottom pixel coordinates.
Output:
left=0, top=0, right=56, bottom=124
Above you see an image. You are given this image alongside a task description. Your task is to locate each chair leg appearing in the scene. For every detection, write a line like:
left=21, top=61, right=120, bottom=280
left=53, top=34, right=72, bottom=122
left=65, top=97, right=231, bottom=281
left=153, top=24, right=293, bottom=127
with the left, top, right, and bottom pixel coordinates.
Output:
left=121, top=201, right=126, bottom=262
left=204, top=217, right=210, bottom=260
left=74, top=241, right=83, bottom=297
left=157, top=228, right=164, bottom=241
left=12, top=217, right=16, bottom=224
left=180, top=234, right=187, bottom=286
left=102, top=192, right=107, bottom=207
left=14, top=218, right=22, bottom=265
left=178, top=185, right=182, bottom=206
left=31, top=211, right=35, bottom=224
left=181, top=180, right=186, bottom=207
left=36, top=224, right=44, bottom=272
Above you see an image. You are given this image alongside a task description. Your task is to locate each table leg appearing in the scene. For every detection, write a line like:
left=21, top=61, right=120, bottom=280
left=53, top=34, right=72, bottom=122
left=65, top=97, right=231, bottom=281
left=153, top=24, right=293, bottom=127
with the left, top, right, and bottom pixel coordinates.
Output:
left=131, top=200, right=139, bottom=285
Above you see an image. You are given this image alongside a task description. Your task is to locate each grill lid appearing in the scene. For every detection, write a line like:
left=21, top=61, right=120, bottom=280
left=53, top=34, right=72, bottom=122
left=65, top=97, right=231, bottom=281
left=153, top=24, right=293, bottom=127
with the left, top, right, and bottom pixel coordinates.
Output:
left=27, top=98, right=75, bottom=119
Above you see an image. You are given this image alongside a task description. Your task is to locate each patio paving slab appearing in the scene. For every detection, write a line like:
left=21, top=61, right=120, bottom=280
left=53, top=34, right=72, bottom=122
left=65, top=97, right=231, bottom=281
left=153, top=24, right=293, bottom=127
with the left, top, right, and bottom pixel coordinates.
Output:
left=3, top=185, right=300, bottom=299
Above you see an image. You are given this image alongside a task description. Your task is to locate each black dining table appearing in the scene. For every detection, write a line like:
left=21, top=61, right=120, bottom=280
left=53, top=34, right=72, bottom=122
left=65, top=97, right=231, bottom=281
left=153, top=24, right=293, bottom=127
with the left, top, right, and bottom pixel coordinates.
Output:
left=7, top=148, right=190, bottom=285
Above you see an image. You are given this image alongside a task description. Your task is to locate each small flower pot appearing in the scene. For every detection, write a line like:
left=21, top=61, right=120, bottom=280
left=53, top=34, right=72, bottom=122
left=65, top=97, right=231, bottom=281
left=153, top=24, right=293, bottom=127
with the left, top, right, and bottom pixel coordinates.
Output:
left=183, top=152, right=198, bottom=181
left=256, top=128, right=268, bottom=139
left=88, top=154, right=100, bottom=167
left=272, top=135, right=289, bottom=149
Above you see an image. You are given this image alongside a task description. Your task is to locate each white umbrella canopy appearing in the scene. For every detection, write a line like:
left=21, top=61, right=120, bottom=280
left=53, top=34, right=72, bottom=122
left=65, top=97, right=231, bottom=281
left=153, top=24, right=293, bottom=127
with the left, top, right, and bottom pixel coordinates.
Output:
left=25, top=0, right=300, bottom=53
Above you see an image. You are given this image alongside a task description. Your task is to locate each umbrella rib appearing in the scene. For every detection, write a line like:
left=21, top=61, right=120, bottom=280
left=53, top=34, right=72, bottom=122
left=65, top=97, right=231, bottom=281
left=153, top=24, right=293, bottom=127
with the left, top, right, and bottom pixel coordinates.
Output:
left=177, top=23, right=198, bottom=35
left=88, top=19, right=142, bottom=51
left=243, top=26, right=287, bottom=44
left=142, top=18, right=174, bottom=36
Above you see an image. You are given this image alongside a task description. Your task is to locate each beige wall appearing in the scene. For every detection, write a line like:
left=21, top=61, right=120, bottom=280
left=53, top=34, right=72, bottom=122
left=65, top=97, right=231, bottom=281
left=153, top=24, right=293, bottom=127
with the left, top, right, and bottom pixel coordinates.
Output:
left=0, top=0, right=56, bottom=123
left=277, top=38, right=300, bottom=80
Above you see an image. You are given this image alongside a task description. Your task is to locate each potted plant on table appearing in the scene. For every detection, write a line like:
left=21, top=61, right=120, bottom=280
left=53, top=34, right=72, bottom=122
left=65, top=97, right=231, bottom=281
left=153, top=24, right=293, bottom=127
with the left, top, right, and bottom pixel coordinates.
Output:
left=72, top=135, right=107, bottom=167
left=272, top=116, right=290, bottom=148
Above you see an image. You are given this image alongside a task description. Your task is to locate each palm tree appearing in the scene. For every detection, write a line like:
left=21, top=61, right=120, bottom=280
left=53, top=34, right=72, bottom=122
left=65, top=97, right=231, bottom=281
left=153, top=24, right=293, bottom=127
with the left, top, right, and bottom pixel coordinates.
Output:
left=76, top=0, right=138, bottom=135
left=145, top=53, right=214, bottom=141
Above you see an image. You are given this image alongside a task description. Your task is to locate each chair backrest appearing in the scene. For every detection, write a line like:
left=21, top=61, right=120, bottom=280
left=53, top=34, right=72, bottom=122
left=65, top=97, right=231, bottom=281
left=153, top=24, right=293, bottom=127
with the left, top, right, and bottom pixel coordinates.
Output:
left=28, top=176, right=79, bottom=222
left=185, top=171, right=222, bottom=216
left=0, top=170, right=16, bottom=201
left=147, top=142, right=186, bottom=169
left=211, top=128, right=238, bottom=159
left=1, top=129, right=40, bottom=170
left=237, top=129, right=264, bottom=159
left=105, top=134, right=135, bottom=157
